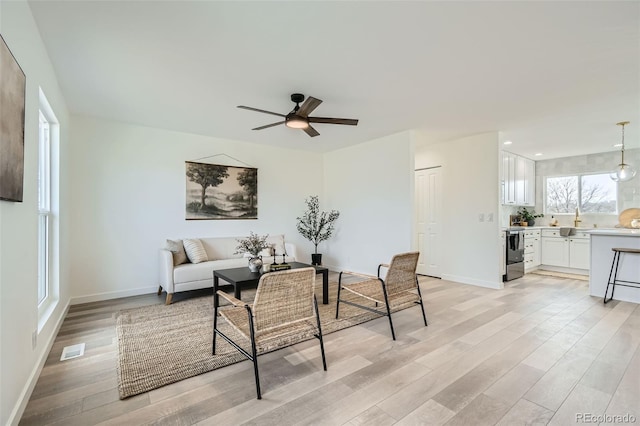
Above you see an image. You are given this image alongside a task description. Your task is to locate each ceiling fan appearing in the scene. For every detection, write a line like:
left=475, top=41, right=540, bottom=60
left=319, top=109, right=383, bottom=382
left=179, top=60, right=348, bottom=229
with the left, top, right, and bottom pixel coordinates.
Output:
left=237, top=93, right=359, bottom=137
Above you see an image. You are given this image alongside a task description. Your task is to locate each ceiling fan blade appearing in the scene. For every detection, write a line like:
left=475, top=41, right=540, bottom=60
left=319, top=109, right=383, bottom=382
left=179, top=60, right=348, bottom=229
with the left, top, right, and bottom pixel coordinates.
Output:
left=303, top=125, right=320, bottom=137
left=308, top=116, right=359, bottom=126
left=238, top=105, right=286, bottom=118
left=296, top=96, right=322, bottom=117
left=252, top=121, right=285, bottom=130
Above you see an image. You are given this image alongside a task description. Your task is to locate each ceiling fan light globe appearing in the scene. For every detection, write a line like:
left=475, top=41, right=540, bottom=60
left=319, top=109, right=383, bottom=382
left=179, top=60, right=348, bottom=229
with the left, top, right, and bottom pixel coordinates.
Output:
left=285, top=116, right=309, bottom=129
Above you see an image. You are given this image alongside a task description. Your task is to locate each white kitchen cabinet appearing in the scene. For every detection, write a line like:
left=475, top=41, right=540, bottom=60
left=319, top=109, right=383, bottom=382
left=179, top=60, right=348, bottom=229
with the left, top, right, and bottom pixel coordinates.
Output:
left=524, top=229, right=541, bottom=272
left=540, top=229, right=590, bottom=270
left=525, top=159, right=536, bottom=207
left=501, top=151, right=534, bottom=206
left=501, top=151, right=516, bottom=205
left=569, top=237, right=590, bottom=270
left=515, top=155, right=526, bottom=205
left=541, top=235, right=569, bottom=267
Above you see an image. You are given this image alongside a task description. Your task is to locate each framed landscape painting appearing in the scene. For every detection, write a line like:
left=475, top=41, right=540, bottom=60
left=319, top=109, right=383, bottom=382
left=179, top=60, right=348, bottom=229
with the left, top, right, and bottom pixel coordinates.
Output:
left=0, top=34, right=26, bottom=202
left=185, top=161, right=258, bottom=220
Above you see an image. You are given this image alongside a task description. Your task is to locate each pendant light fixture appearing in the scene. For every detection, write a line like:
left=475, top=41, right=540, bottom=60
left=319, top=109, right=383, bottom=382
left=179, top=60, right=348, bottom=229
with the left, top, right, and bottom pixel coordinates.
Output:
left=610, top=121, right=637, bottom=182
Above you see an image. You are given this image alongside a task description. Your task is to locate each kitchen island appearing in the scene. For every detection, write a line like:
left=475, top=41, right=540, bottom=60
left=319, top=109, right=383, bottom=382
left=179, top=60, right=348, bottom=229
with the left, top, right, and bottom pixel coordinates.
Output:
left=588, top=229, right=640, bottom=304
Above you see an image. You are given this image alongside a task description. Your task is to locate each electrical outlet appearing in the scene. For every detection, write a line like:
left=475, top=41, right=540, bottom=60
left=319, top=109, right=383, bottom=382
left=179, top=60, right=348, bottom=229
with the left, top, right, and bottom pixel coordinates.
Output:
left=487, top=213, right=494, bottom=222
left=478, top=213, right=485, bottom=222
left=32, top=330, right=37, bottom=350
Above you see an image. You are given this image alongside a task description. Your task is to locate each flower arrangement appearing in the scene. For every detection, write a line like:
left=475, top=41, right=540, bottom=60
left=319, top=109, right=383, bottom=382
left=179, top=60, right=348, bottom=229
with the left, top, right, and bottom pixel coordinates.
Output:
left=296, top=195, right=340, bottom=254
left=234, top=232, right=269, bottom=257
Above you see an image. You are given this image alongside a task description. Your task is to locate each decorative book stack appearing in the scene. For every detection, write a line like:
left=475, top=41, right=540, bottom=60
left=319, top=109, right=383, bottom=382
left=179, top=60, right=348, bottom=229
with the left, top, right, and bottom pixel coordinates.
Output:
left=270, top=263, right=291, bottom=271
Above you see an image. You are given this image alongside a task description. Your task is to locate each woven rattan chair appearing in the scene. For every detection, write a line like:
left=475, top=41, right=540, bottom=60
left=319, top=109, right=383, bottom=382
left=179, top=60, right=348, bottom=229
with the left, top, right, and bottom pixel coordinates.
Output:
left=212, top=267, right=327, bottom=399
left=335, top=251, right=427, bottom=340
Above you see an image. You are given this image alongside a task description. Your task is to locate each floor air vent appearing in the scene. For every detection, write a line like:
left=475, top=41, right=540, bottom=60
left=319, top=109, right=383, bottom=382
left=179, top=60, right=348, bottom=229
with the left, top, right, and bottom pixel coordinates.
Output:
left=60, top=343, right=85, bottom=361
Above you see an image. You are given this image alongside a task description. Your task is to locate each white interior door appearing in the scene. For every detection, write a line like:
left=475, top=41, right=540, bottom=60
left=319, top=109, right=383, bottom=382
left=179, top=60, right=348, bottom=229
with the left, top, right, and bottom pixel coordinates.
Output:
left=414, top=167, right=442, bottom=277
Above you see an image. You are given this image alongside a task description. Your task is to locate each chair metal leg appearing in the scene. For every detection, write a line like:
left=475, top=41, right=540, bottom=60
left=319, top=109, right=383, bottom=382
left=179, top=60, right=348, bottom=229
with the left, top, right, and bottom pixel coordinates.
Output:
left=415, top=277, right=428, bottom=326
left=314, top=295, right=327, bottom=371
left=251, top=345, right=261, bottom=400
left=335, top=272, right=344, bottom=319
left=245, top=305, right=262, bottom=399
left=380, top=280, right=396, bottom=340
left=212, top=291, right=219, bottom=354
left=604, top=251, right=620, bottom=304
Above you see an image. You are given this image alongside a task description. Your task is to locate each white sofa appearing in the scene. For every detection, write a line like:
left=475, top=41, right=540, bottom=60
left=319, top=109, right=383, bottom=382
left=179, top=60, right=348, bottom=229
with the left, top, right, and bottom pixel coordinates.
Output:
left=159, top=235, right=296, bottom=304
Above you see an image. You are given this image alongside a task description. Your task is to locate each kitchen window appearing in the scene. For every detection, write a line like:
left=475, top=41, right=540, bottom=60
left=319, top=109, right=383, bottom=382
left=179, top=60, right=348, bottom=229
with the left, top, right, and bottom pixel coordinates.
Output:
left=545, top=173, right=617, bottom=214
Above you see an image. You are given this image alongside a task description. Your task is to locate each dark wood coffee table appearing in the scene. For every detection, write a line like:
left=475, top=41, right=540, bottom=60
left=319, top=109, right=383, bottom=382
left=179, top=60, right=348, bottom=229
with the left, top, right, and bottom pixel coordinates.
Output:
left=213, top=261, right=330, bottom=305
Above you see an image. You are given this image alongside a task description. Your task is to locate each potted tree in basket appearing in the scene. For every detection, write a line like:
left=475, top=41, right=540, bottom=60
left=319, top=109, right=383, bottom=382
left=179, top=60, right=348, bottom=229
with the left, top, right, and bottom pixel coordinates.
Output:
left=296, top=195, right=340, bottom=265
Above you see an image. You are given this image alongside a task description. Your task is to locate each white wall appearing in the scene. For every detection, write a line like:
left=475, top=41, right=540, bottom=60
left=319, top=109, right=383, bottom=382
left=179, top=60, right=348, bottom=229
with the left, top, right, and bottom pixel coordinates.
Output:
left=415, top=132, right=502, bottom=289
left=68, top=116, right=323, bottom=302
left=323, top=131, right=415, bottom=274
left=0, top=1, right=71, bottom=424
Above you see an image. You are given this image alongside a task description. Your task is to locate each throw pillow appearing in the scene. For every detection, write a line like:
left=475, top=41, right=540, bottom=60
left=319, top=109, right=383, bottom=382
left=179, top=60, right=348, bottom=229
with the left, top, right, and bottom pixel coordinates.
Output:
left=165, top=239, right=188, bottom=266
left=183, top=238, right=208, bottom=264
left=259, top=243, right=276, bottom=258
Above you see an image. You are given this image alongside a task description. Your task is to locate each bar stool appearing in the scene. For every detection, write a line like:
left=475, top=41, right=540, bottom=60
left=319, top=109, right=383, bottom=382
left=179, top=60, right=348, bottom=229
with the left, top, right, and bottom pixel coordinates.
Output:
left=604, top=247, right=640, bottom=304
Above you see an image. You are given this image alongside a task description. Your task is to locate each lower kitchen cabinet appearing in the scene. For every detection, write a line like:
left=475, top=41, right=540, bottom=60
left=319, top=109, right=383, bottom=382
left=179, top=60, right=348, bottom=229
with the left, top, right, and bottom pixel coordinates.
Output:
left=569, top=237, right=590, bottom=270
left=524, top=229, right=541, bottom=272
left=541, top=234, right=569, bottom=267
left=540, top=229, right=590, bottom=270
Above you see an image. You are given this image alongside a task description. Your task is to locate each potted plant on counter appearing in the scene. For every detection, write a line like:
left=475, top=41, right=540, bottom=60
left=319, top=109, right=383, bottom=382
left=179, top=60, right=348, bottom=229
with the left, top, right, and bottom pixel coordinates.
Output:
left=517, top=207, right=544, bottom=226
left=296, top=195, right=340, bottom=265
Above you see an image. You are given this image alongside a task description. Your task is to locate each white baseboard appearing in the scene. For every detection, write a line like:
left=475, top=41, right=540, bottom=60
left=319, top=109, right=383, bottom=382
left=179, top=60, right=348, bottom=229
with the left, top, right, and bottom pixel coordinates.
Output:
left=70, top=286, right=158, bottom=305
left=8, top=300, right=70, bottom=426
left=440, top=274, right=503, bottom=290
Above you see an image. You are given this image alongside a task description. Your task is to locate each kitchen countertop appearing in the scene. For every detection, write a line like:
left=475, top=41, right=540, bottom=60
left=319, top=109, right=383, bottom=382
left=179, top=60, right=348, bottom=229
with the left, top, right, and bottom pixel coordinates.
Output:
left=586, top=228, right=640, bottom=237
left=502, top=226, right=639, bottom=234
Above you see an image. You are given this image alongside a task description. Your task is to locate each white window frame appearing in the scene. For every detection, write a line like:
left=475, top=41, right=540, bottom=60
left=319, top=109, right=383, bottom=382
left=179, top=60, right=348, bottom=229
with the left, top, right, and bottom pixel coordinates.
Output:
left=544, top=172, right=618, bottom=215
left=38, top=111, right=51, bottom=306
left=37, top=89, right=59, bottom=330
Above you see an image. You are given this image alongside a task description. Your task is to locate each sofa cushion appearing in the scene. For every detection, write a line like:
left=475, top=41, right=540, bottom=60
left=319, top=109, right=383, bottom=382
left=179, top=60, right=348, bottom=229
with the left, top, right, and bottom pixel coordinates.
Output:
left=174, top=258, right=247, bottom=283
left=183, top=238, right=208, bottom=264
left=173, top=256, right=298, bottom=284
left=165, top=239, right=188, bottom=265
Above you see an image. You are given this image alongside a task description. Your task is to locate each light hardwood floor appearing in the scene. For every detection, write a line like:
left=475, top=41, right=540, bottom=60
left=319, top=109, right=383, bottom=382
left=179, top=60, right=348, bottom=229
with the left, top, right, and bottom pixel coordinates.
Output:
left=19, top=273, right=640, bottom=425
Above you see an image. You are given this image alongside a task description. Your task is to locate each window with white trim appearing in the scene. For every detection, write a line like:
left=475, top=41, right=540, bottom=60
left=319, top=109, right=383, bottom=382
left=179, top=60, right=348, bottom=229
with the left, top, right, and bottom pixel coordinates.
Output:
left=38, top=110, right=51, bottom=306
left=37, top=89, right=59, bottom=328
left=545, top=173, right=617, bottom=214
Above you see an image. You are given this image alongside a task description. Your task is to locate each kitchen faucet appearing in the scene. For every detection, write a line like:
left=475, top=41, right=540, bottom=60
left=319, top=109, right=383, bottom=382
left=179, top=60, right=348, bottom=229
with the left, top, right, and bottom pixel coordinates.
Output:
left=574, top=208, right=581, bottom=227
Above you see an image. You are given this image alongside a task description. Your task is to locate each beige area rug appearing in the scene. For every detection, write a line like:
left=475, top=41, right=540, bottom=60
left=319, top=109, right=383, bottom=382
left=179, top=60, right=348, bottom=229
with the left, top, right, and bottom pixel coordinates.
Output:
left=529, top=269, right=589, bottom=281
left=116, top=281, right=418, bottom=399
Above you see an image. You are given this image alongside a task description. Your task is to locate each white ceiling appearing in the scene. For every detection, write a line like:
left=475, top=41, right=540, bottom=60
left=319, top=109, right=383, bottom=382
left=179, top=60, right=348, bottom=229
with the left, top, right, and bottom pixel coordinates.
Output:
left=27, top=1, right=640, bottom=158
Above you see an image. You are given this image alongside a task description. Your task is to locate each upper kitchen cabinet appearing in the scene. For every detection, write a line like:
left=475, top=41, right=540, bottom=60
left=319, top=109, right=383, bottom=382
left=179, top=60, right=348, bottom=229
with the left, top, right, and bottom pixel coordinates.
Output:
left=501, top=151, right=535, bottom=206
left=502, top=151, right=516, bottom=204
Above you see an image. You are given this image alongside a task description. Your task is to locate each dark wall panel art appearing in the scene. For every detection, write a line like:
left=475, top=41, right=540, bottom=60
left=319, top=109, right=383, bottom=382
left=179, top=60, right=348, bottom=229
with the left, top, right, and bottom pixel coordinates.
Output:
left=0, top=34, right=26, bottom=202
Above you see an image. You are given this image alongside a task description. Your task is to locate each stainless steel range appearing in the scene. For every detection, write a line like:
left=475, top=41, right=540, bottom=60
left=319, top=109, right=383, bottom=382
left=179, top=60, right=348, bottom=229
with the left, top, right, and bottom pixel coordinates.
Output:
left=504, top=229, right=524, bottom=281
